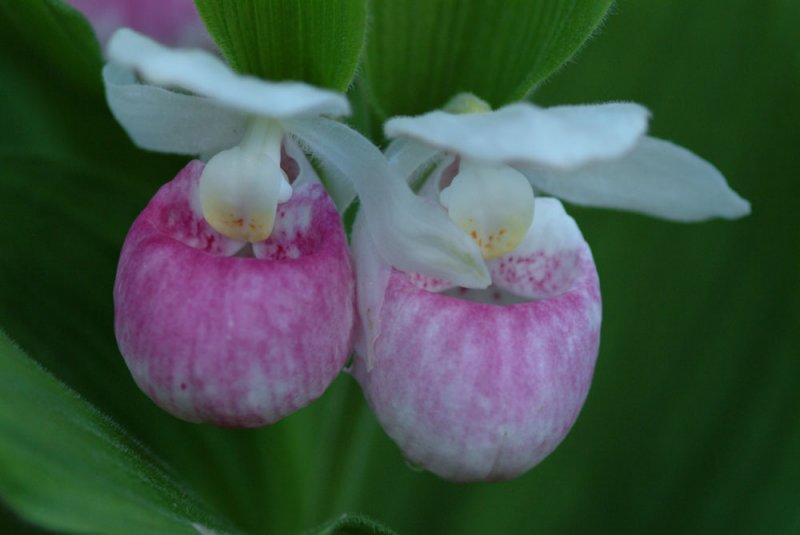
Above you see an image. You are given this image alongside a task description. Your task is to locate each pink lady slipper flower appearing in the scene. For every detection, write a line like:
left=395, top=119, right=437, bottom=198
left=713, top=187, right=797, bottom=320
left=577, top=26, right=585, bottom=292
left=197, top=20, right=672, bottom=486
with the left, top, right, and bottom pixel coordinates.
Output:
left=104, top=30, right=486, bottom=427
left=66, top=0, right=213, bottom=49
left=351, top=94, right=750, bottom=481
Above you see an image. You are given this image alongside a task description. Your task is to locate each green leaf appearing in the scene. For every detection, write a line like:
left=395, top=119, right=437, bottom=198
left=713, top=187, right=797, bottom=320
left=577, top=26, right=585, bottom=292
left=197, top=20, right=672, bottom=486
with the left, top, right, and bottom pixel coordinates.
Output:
left=322, top=1, right=800, bottom=533
left=0, top=152, right=171, bottom=407
left=0, top=4, right=381, bottom=534
left=0, top=151, right=282, bottom=532
left=0, top=1, right=178, bottom=176
left=0, top=150, right=383, bottom=535
left=3, top=2, right=797, bottom=534
left=194, top=0, right=367, bottom=91
left=0, top=331, right=239, bottom=535
left=363, top=0, right=612, bottom=117
left=308, top=513, right=397, bottom=535
left=0, top=0, right=102, bottom=94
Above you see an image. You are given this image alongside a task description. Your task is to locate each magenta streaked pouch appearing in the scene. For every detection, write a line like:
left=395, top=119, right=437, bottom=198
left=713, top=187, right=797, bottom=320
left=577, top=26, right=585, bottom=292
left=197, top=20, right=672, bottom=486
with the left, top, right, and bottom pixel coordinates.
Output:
left=350, top=92, right=750, bottom=481
left=352, top=199, right=601, bottom=481
left=114, top=161, right=354, bottom=427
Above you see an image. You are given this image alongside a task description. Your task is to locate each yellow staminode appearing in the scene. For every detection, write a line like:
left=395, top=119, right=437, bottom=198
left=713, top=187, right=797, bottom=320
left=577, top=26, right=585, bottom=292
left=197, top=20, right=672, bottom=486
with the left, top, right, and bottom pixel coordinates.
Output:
left=439, top=159, right=534, bottom=260
left=198, top=119, right=291, bottom=242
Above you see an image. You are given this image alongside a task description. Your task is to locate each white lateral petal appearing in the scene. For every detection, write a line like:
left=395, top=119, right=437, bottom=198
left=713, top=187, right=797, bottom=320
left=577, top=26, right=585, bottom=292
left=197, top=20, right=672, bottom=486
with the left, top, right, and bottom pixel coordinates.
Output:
left=286, top=136, right=355, bottom=211
left=107, top=28, right=350, bottom=119
left=489, top=198, right=586, bottom=300
left=385, top=138, right=445, bottom=184
left=417, top=154, right=458, bottom=201
left=385, top=102, right=650, bottom=170
left=284, top=137, right=320, bottom=185
left=352, top=213, right=393, bottom=370
left=288, top=117, right=491, bottom=288
left=522, top=136, right=751, bottom=222
left=104, top=63, right=247, bottom=155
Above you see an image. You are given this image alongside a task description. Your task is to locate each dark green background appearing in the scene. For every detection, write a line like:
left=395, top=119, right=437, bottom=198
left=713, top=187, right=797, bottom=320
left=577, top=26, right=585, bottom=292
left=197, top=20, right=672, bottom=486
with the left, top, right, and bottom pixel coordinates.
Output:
left=1, top=0, right=798, bottom=533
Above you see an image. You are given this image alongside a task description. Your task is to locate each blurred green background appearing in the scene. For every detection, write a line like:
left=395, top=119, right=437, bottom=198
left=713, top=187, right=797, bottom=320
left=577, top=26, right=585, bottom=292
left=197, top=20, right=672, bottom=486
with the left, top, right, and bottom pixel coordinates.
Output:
left=1, top=0, right=798, bottom=533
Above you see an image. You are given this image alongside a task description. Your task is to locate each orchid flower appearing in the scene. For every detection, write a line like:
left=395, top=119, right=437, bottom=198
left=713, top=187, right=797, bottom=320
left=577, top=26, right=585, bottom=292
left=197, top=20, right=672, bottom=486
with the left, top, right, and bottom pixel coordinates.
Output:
left=105, top=30, right=484, bottom=427
left=351, top=93, right=750, bottom=481
left=66, top=0, right=213, bottom=49
left=106, top=29, right=350, bottom=427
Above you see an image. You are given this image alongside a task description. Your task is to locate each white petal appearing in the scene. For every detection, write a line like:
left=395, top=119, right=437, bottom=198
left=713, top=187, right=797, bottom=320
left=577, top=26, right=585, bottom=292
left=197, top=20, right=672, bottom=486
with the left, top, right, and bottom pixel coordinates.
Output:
left=286, top=137, right=355, bottom=212
left=385, top=101, right=650, bottom=170
left=103, top=63, right=247, bottom=155
left=107, top=28, right=350, bottom=119
left=351, top=213, right=393, bottom=370
left=284, top=137, right=320, bottom=186
left=412, top=154, right=457, bottom=202
left=385, top=138, right=445, bottom=185
left=288, top=117, right=491, bottom=288
left=489, top=198, right=586, bottom=300
left=522, top=136, right=751, bottom=222
left=440, top=160, right=534, bottom=260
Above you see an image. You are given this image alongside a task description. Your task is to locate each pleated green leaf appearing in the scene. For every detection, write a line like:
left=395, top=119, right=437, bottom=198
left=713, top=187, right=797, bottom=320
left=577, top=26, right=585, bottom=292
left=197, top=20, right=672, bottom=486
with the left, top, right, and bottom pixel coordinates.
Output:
left=195, top=0, right=367, bottom=91
left=0, top=331, right=238, bottom=535
left=363, top=0, right=613, bottom=117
